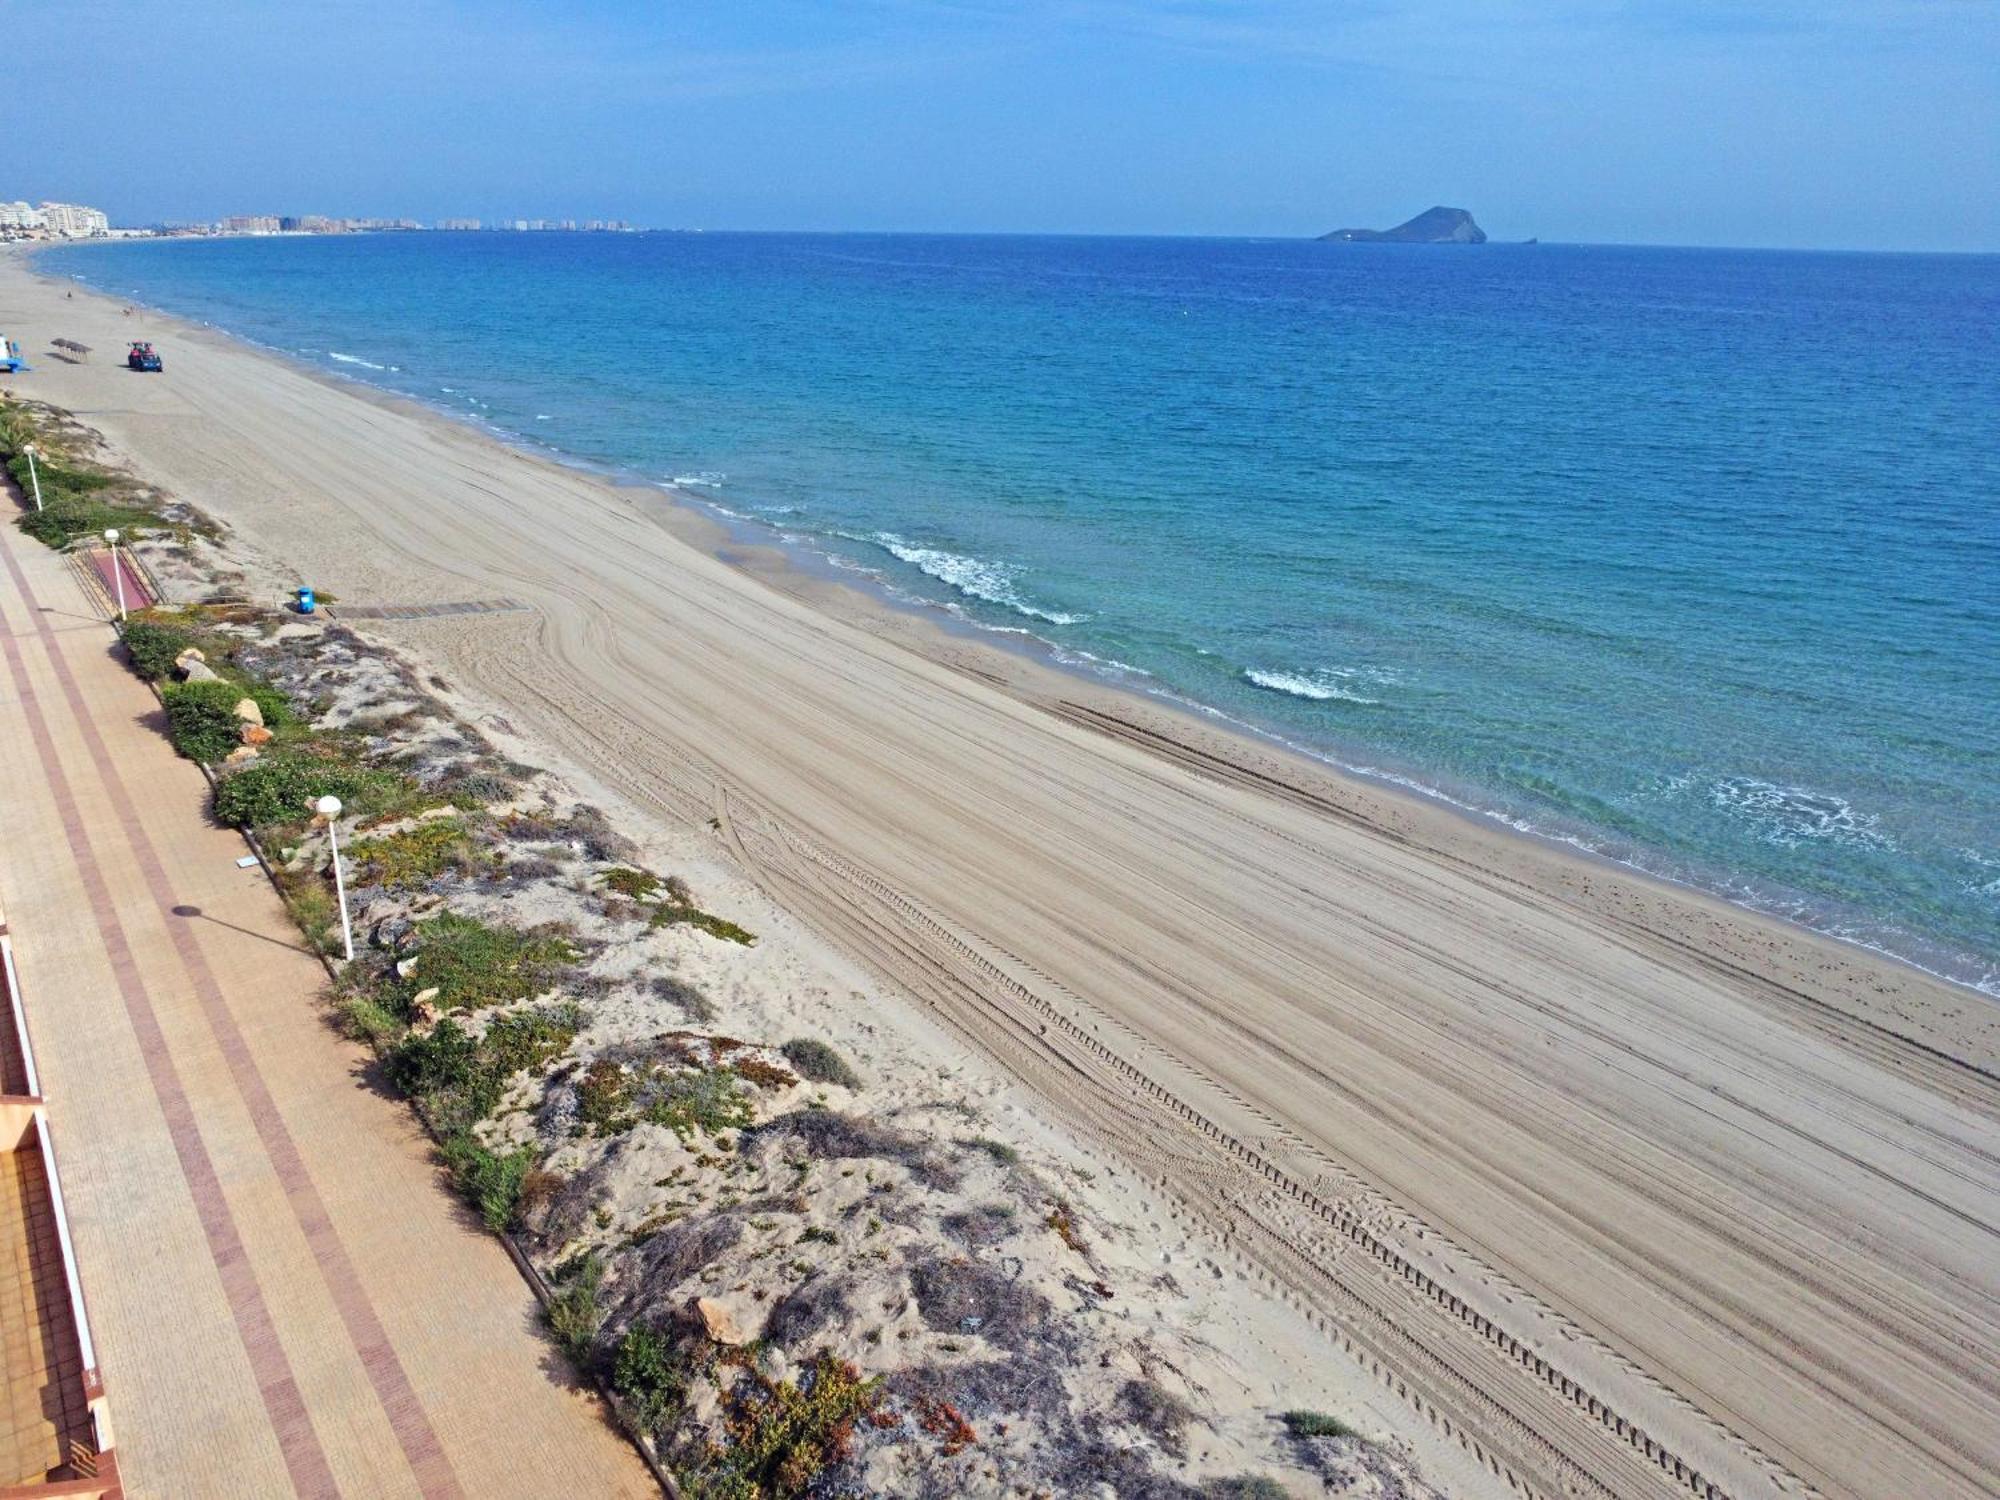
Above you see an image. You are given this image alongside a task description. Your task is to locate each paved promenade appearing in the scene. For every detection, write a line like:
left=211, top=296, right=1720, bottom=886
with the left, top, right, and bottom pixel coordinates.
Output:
left=0, top=519, right=653, bottom=1495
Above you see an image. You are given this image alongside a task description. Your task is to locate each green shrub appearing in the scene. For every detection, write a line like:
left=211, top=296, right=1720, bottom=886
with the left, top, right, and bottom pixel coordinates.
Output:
left=388, top=1018, right=492, bottom=1104
left=396, top=913, right=579, bottom=1012
left=649, top=903, right=757, bottom=945
left=682, top=1352, right=881, bottom=1499
left=212, top=750, right=412, bottom=829
left=440, top=1130, right=533, bottom=1232
left=780, top=1039, right=860, bottom=1090
left=236, top=680, right=295, bottom=730
left=546, top=1253, right=605, bottom=1365
left=481, top=1002, right=584, bottom=1077
left=1280, top=1409, right=1359, bottom=1440
left=602, top=866, right=663, bottom=900
left=346, top=816, right=480, bottom=890
left=162, top=679, right=250, bottom=762
left=121, top=619, right=194, bottom=679
left=387, top=1003, right=582, bottom=1126
left=643, top=1066, right=756, bottom=1140
left=611, top=1325, right=685, bottom=1436
left=577, top=1059, right=634, bottom=1133
left=338, top=993, right=406, bottom=1046
left=17, top=494, right=159, bottom=549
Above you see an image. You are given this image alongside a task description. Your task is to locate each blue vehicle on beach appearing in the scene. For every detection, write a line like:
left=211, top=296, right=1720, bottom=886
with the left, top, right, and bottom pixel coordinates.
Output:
left=127, top=340, right=163, bottom=372
left=0, top=334, right=23, bottom=373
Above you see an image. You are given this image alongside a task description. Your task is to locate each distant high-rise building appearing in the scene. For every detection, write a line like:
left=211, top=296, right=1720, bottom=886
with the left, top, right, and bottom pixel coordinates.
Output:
left=435, top=218, right=482, bottom=231
left=0, top=201, right=47, bottom=233
left=36, top=202, right=110, bottom=237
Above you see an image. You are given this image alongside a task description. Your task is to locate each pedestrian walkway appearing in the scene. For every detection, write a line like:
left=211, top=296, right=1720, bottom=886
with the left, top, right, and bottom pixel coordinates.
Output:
left=0, top=517, right=655, bottom=1497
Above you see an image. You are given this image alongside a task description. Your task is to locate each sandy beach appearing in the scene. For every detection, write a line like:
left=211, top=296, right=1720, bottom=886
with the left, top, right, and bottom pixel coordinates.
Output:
left=6, top=249, right=1999, bottom=1500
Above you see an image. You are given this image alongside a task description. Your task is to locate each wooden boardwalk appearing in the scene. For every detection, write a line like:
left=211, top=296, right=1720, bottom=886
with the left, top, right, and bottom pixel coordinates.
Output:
left=0, top=518, right=652, bottom=1496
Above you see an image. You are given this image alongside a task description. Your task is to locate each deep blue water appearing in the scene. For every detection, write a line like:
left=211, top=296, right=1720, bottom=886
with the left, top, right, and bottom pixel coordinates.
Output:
left=46, top=232, right=2000, bottom=993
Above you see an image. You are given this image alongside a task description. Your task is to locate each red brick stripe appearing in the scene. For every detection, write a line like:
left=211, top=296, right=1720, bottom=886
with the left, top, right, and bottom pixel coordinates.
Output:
left=1, top=540, right=467, bottom=1500
left=0, top=582, right=342, bottom=1497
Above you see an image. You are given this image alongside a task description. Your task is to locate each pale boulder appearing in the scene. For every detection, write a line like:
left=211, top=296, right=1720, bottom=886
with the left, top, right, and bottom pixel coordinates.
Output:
left=692, top=1296, right=748, bottom=1346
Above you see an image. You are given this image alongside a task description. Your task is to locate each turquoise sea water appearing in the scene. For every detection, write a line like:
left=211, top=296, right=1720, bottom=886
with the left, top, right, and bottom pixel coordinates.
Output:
left=45, top=233, right=2000, bottom=993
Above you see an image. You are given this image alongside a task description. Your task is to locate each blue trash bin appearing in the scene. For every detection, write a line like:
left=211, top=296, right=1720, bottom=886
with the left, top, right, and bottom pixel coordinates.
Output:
left=296, top=586, right=316, bottom=615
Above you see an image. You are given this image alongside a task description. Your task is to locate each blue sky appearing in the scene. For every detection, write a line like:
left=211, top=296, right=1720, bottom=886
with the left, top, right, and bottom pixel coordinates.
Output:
left=8, top=1, right=1997, bottom=249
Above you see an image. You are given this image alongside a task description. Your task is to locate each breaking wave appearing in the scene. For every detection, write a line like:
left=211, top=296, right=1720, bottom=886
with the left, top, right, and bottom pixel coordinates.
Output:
left=1243, top=667, right=1385, bottom=705
left=1709, top=777, right=1889, bottom=850
left=872, top=533, right=1088, bottom=625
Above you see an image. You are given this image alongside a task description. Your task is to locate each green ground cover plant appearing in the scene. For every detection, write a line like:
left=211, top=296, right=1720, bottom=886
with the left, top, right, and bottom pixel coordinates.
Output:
left=346, top=816, right=483, bottom=890
left=394, top=913, right=579, bottom=1012
left=213, top=750, right=415, bottom=829
left=611, top=1325, right=686, bottom=1437
left=1280, top=1409, right=1360, bottom=1440
left=546, top=1253, right=606, bottom=1365
left=649, top=902, right=757, bottom=946
left=440, top=1131, right=534, bottom=1231
left=119, top=618, right=197, bottom=678
left=680, top=1352, right=881, bottom=1499
left=160, top=679, right=255, bottom=761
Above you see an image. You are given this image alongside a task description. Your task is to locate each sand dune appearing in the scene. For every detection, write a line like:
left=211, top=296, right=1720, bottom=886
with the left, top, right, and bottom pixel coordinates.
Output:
left=6, top=252, right=1998, bottom=1500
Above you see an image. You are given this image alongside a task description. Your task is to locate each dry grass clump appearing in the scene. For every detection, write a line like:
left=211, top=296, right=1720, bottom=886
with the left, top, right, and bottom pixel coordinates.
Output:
left=780, top=1038, right=861, bottom=1090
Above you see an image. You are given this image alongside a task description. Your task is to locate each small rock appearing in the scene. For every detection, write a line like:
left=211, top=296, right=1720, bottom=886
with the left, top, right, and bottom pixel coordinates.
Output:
left=409, top=987, right=441, bottom=1026
left=693, top=1296, right=747, bottom=1346
left=371, top=916, right=414, bottom=952
left=175, top=646, right=207, bottom=665
left=395, top=957, right=420, bottom=979
left=232, top=696, right=265, bottom=727
left=222, top=745, right=260, bottom=765
left=239, top=724, right=273, bottom=746
left=180, top=659, right=223, bottom=684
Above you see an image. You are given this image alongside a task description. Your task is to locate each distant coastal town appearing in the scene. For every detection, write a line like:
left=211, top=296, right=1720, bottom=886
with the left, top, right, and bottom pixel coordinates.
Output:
left=0, top=197, right=634, bottom=242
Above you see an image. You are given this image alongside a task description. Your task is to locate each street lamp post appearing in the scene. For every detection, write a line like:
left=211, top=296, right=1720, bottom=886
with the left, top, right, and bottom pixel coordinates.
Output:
left=100, top=532, right=127, bottom=620
left=102, top=528, right=126, bottom=621
left=22, top=443, right=42, bottom=511
left=316, top=794, right=355, bottom=962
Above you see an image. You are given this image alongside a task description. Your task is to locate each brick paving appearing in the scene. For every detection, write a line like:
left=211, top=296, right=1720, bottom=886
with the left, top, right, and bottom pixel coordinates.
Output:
left=0, top=519, right=654, bottom=1497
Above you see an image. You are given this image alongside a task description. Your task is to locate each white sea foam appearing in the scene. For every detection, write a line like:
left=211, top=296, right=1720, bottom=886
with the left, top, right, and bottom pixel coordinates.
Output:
left=1709, top=777, right=1889, bottom=850
left=672, top=471, right=726, bottom=489
left=872, top=532, right=1088, bottom=625
left=1243, top=667, right=1382, bottom=705
left=535, top=413, right=554, bottom=421
left=1957, top=849, right=2000, bottom=901
left=328, top=351, right=387, bottom=370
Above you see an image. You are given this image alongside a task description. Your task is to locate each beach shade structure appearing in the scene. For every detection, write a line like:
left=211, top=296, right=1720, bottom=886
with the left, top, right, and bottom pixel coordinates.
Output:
left=102, top=529, right=127, bottom=621
left=22, top=443, right=42, bottom=510
left=316, top=795, right=356, bottom=961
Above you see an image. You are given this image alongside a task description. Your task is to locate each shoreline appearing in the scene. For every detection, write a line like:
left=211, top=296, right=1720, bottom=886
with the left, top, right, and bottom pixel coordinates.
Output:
left=9, top=244, right=2000, bottom=1500
left=32, top=240, right=1998, bottom=1007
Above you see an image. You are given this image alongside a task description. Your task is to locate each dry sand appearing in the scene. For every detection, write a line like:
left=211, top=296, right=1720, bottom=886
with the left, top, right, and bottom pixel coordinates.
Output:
left=6, top=250, right=1998, bottom=1500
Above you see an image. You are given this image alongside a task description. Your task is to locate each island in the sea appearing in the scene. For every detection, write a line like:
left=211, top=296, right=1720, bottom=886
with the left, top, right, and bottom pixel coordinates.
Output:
left=1320, top=206, right=1486, bottom=243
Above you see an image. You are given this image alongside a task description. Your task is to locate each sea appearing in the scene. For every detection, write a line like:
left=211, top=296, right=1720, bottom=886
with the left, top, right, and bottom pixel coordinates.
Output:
left=43, top=232, right=2000, bottom=996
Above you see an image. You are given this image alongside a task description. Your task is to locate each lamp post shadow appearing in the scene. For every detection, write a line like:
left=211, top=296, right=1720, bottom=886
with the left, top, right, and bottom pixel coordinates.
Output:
left=168, top=903, right=315, bottom=957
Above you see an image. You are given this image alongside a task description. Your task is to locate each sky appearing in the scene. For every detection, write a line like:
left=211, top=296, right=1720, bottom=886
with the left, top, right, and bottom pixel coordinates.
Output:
left=6, top=1, right=1997, bottom=251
